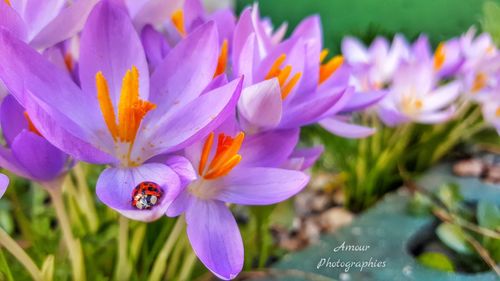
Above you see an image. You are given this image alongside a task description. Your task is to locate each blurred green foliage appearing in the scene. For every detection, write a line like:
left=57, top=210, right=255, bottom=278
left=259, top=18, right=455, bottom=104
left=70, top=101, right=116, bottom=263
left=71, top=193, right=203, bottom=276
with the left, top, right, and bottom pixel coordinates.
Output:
left=237, top=0, right=500, bottom=52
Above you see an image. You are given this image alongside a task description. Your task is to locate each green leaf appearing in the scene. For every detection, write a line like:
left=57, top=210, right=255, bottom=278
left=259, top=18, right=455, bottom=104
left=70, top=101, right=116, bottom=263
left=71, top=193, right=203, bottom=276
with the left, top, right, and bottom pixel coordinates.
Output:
left=436, top=183, right=463, bottom=210
left=0, top=248, right=14, bottom=281
left=41, top=255, right=54, bottom=281
left=417, top=252, right=455, bottom=272
left=436, top=223, right=473, bottom=255
left=482, top=1, right=500, bottom=46
left=477, top=201, right=500, bottom=230
left=408, top=192, right=433, bottom=216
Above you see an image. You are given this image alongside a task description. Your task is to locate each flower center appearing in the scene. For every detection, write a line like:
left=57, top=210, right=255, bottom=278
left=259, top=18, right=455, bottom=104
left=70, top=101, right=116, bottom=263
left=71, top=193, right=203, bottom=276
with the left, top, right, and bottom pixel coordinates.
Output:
left=496, top=107, right=500, bottom=118
left=23, top=112, right=42, bottom=136
left=265, top=54, right=302, bottom=100
left=319, top=49, right=343, bottom=84
left=96, top=66, right=156, bottom=166
left=171, top=9, right=186, bottom=37
left=433, top=42, right=446, bottom=71
left=471, top=72, right=487, bottom=93
left=401, top=93, right=423, bottom=115
left=198, top=132, right=244, bottom=180
left=214, top=39, right=228, bottom=77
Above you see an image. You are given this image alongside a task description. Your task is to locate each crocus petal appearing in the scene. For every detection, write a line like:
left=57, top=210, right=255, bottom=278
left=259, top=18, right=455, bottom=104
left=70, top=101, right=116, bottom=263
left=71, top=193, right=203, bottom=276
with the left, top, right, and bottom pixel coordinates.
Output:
left=30, top=0, right=99, bottom=49
left=210, top=8, right=236, bottom=44
left=289, top=146, right=324, bottom=170
left=342, top=37, right=369, bottom=64
left=0, top=95, right=28, bottom=147
left=149, top=21, right=218, bottom=116
left=423, top=82, right=461, bottom=112
left=11, top=130, right=67, bottom=181
left=164, top=155, right=197, bottom=187
left=132, top=0, right=182, bottom=30
left=0, top=30, right=105, bottom=149
left=215, top=167, right=309, bottom=205
left=341, top=90, right=387, bottom=113
left=96, top=163, right=181, bottom=222
left=0, top=146, right=31, bottom=179
left=239, top=129, right=299, bottom=167
left=415, top=107, right=456, bottom=124
left=166, top=189, right=191, bottom=217
left=22, top=96, right=115, bottom=164
left=238, top=79, right=282, bottom=130
left=19, top=0, right=65, bottom=40
left=135, top=78, right=242, bottom=159
left=79, top=0, right=149, bottom=103
left=186, top=199, right=243, bottom=280
left=319, top=117, right=375, bottom=138
left=0, top=173, right=8, bottom=198
left=0, top=1, right=28, bottom=41
left=141, top=25, right=170, bottom=70
left=378, top=106, right=410, bottom=127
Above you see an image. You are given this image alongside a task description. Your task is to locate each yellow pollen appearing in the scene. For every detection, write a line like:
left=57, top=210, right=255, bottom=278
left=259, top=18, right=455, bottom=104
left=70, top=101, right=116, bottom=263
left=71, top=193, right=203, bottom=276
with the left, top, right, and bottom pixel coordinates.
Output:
left=23, top=112, right=42, bottom=136
left=171, top=9, right=186, bottom=37
left=471, top=72, right=487, bottom=93
left=319, top=55, right=343, bottom=84
left=496, top=107, right=500, bottom=117
left=96, top=66, right=156, bottom=144
left=214, top=39, right=228, bottom=77
left=414, top=99, right=423, bottom=109
left=265, top=54, right=302, bottom=100
left=434, top=42, right=446, bottom=71
left=4, top=0, right=11, bottom=6
left=198, top=132, right=244, bottom=180
left=401, top=94, right=423, bottom=115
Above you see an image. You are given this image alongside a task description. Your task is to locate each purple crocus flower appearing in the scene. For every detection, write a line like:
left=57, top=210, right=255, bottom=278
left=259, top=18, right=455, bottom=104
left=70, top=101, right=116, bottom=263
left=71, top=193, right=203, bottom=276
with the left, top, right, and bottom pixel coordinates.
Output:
left=0, top=0, right=242, bottom=221
left=0, top=0, right=98, bottom=49
left=167, top=120, right=308, bottom=280
left=480, top=88, right=500, bottom=134
left=0, top=173, right=8, bottom=198
left=378, top=61, right=461, bottom=126
left=233, top=9, right=381, bottom=138
left=460, top=28, right=498, bottom=73
left=0, top=95, right=71, bottom=183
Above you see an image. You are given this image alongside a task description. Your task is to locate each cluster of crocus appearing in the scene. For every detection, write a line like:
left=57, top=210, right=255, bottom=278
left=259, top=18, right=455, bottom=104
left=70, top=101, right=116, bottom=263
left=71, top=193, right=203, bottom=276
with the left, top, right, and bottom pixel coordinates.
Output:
left=342, top=28, right=500, bottom=129
left=0, top=0, right=380, bottom=279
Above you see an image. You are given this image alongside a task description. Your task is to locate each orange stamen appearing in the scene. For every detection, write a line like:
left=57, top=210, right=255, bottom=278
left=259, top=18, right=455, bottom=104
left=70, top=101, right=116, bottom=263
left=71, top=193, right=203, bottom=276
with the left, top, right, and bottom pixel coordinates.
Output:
left=171, top=9, right=186, bottom=37
left=23, top=112, right=42, bottom=136
left=319, top=55, right=343, bottom=84
left=198, top=132, right=214, bottom=175
left=214, top=39, right=228, bottom=77
left=4, top=0, right=11, bottom=6
left=265, top=54, right=302, bottom=100
left=199, top=132, right=245, bottom=180
left=415, top=99, right=423, bottom=109
left=96, top=66, right=156, bottom=144
left=471, top=72, right=487, bottom=93
left=319, top=49, right=329, bottom=63
left=434, top=42, right=446, bottom=71
left=496, top=107, right=500, bottom=118
left=64, top=53, right=74, bottom=72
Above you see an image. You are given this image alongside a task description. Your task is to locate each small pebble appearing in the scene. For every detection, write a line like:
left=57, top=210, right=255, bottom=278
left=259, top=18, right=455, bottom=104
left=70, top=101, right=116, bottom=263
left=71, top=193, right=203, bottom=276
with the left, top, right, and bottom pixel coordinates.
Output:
left=452, top=158, right=484, bottom=177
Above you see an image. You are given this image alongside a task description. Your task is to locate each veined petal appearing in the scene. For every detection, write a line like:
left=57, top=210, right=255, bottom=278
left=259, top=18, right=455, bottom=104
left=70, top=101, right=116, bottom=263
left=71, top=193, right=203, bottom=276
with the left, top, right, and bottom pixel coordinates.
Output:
left=0, top=1, right=28, bottom=41
left=149, top=21, right=218, bottom=116
left=31, top=0, right=99, bottom=49
left=135, top=78, right=242, bottom=160
left=21, top=0, right=65, bottom=41
left=186, top=199, right=243, bottom=280
left=96, top=163, right=181, bottom=222
left=423, top=81, right=461, bottom=112
left=11, top=130, right=67, bottom=181
left=214, top=167, right=309, bottom=205
left=238, top=79, right=282, bottom=130
left=164, top=155, right=197, bottom=187
left=80, top=0, right=149, bottom=104
left=239, top=129, right=299, bottom=167
left=319, top=117, right=376, bottom=138
left=0, top=173, right=8, bottom=198
left=141, top=25, right=170, bottom=70
left=288, top=146, right=324, bottom=170
left=0, top=95, right=28, bottom=147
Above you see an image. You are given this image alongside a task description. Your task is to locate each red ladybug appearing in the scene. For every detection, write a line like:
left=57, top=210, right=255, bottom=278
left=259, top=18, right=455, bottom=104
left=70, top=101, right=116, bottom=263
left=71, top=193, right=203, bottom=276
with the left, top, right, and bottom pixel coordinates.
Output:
left=132, top=181, right=163, bottom=210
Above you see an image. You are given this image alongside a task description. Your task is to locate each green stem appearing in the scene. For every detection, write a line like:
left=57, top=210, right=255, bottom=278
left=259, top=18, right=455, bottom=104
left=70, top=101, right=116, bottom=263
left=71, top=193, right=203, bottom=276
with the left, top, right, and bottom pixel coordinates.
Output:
left=177, top=249, right=197, bottom=281
left=114, top=216, right=131, bottom=281
left=47, top=182, right=86, bottom=281
left=73, top=165, right=99, bottom=233
left=148, top=217, right=186, bottom=281
left=0, top=227, right=42, bottom=281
